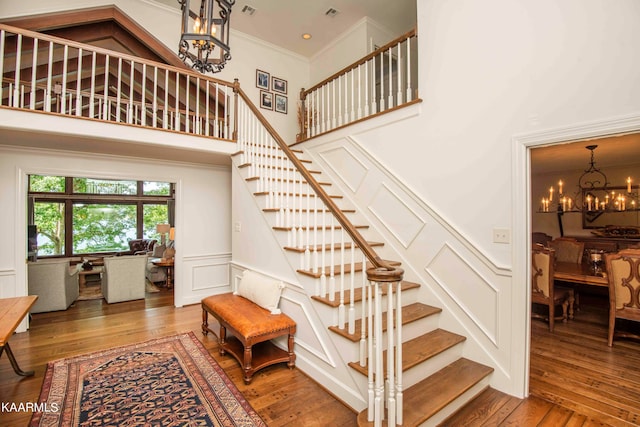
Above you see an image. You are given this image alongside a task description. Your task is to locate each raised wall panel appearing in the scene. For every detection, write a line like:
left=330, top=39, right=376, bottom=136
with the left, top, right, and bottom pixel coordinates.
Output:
left=427, top=244, right=499, bottom=344
left=369, top=183, right=425, bottom=248
left=320, top=146, right=368, bottom=192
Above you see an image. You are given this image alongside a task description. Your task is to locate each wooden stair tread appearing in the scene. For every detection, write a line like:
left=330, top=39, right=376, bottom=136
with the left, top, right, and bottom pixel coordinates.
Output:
left=265, top=207, right=355, bottom=213
left=238, top=163, right=321, bottom=174
left=255, top=191, right=342, bottom=198
left=275, top=224, right=369, bottom=233
left=248, top=176, right=331, bottom=185
left=232, top=150, right=310, bottom=162
left=347, top=329, right=466, bottom=376
left=328, top=302, right=442, bottom=342
left=297, top=259, right=397, bottom=278
left=311, top=280, right=419, bottom=307
left=356, top=358, right=494, bottom=427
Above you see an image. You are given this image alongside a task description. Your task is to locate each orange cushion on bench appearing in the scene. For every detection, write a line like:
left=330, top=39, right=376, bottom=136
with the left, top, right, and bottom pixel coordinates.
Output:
left=202, top=293, right=295, bottom=341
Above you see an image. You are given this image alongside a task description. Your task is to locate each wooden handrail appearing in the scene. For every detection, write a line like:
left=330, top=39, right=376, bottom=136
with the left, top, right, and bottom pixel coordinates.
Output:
left=235, top=84, right=398, bottom=273
left=301, top=28, right=416, bottom=97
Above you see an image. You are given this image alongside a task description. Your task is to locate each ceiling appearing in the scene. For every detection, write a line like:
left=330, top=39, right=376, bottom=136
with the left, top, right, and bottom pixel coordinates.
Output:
left=531, top=132, right=640, bottom=175
left=155, top=0, right=417, bottom=57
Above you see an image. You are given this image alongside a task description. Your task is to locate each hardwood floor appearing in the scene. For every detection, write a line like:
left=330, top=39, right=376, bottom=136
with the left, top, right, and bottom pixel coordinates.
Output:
left=444, top=289, right=640, bottom=426
left=3, top=288, right=640, bottom=426
left=0, top=288, right=356, bottom=426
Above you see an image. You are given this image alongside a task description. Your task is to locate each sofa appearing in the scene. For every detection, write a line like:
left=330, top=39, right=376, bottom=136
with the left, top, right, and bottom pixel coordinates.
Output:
left=102, top=255, right=147, bottom=303
left=127, top=238, right=157, bottom=255
left=28, top=258, right=80, bottom=313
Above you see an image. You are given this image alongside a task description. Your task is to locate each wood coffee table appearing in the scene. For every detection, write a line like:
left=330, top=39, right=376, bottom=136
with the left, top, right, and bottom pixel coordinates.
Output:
left=0, top=296, right=38, bottom=376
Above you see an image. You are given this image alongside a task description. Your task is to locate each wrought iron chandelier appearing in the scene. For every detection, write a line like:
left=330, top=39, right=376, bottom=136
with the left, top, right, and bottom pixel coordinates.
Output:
left=177, top=0, right=235, bottom=73
left=540, top=144, right=637, bottom=213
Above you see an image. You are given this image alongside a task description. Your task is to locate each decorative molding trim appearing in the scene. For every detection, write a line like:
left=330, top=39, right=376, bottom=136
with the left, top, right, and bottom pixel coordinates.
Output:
left=318, top=145, right=368, bottom=192
left=368, top=182, right=425, bottom=249
left=427, top=243, right=499, bottom=345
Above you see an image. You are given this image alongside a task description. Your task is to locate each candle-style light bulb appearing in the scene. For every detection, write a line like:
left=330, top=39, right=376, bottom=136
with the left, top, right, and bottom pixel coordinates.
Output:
left=628, top=176, right=632, bottom=193
left=549, top=186, right=554, bottom=202
left=558, top=180, right=563, bottom=196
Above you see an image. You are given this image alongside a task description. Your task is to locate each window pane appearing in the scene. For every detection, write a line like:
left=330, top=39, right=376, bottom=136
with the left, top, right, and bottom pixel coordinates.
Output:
left=73, top=178, right=137, bottom=195
left=34, top=202, right=65, bottom=256
left=143, top=181, right=171, bottom=196
left=30, top=175, right=65, bottom=193
left=143, top=204, right=169, bottom=240
left=73, top=204, right=136, bottom=253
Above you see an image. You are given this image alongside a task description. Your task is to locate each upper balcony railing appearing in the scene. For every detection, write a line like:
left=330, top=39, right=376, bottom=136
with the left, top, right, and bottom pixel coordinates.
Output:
left=0, top=24, right=235, bottom=140
left=297, top=29, right=418, bottom=142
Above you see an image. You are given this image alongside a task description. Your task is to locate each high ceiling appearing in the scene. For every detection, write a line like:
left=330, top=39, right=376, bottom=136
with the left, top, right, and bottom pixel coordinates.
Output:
left=155, top=0, right=417, bottom=57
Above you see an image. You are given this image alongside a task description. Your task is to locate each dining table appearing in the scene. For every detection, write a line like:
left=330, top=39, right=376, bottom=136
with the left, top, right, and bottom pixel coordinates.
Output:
left=553, top=261, right=608, bottom=287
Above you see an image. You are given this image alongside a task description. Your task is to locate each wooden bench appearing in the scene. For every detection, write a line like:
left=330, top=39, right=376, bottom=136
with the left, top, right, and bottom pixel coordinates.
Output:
left=201, top=292, right=296, bottom=384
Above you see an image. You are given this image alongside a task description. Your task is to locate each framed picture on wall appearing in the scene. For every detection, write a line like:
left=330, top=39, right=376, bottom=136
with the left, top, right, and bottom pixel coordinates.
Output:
left=272, top=77, right=287, bottom=94
left=260, top=90, right=273, bottom=110
left=256, top=69, right=270, bottom=90
left=275, top=94, right=287, bottom=114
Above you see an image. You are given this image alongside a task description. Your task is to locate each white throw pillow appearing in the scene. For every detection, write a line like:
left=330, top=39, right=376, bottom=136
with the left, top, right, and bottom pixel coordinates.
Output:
left=234, top=270, right=285, bottom=314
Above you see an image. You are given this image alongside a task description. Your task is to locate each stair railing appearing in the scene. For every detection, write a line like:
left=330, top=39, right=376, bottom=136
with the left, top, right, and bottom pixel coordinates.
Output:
left=297, top=29, right=418, bottom=142
left=0, top=23, right=406, bottom=425
left=0, top=24, right=235, bottom=140
left=235, top=83, right=404, bottom=426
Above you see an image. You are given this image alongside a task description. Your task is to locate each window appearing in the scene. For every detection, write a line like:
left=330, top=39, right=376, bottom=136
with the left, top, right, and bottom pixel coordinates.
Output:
left=28, top=175, right=174, bottom=258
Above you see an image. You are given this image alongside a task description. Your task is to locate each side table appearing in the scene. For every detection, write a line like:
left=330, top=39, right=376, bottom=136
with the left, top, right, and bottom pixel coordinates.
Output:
left=152, top=259, right=174, bottom=289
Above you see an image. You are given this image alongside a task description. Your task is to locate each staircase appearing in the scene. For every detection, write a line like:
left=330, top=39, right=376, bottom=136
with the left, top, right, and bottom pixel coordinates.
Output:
left=232, top=125, right=494, bottom=425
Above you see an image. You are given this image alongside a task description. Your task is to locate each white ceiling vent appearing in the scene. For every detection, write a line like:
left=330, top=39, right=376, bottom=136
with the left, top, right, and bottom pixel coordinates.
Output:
left=241, top=5, right=256, bottom=15
left=325, top=8, right=339, bottom=17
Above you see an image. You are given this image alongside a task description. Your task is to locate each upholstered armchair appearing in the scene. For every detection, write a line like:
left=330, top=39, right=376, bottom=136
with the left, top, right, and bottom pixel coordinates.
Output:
left=28, top=258, right=79, bottom=313
left=531, top=245, right=575, bottom=332
left=102, top=255, right=147, bottom=303
left=604, top=249, right=640, bottom=346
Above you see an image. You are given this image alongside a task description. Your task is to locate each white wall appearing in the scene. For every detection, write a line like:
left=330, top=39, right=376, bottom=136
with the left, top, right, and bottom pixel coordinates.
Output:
left=309, top=17, right=396, bottom=84
left=0, top=146, right=232, bottom=309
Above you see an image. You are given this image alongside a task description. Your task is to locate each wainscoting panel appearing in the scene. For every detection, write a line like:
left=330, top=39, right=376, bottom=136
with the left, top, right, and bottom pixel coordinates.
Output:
left=428, top=244, right=499, bottom=344
left=319, top=146, right=369, bottom=193
left=369, top=183, right=425, bottom=249
left=179, top=253, right=232, bottom=306
left=0, top=269, right=17, bottom=299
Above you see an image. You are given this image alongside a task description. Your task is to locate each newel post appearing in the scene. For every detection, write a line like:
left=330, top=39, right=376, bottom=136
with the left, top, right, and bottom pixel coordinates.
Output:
left=232, top=78, right=240, bottom=141
left=366, top=265, right=404, bottom=427
left=296, top=88, right=307, bottom=142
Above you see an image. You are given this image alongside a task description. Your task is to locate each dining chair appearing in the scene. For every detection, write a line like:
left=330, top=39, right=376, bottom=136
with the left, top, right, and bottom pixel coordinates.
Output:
left=604, top=249, right=640, bottom=346
left=531, top=245, right=575, bottom=332
left=549, top=237, right=585, bottom=263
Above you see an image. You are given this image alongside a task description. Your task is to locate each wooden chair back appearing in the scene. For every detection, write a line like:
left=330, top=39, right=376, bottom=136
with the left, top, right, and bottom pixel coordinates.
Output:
left=532, top=245, right=555, bottom=299
left=549, top=237, right=584, bottom=263
left=604, top=249, right=640, bottom=346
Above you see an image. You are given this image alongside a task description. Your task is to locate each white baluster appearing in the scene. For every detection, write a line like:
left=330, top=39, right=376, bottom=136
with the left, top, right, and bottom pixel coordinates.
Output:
left=30, top=37, right=37, bottom=110
left=396, top=41, right=403, bottom=106
left=367, top=278, right=374, bottom=420
left=320, top=200, right=327, bottom=297
left=406, top=37, right=413, bottom=102
left=360, top=252, right=368, bottom=366
left=60, top=45, right=68, bottom=114
left=13, top=34, right=22, bottom=108
left=338, top=228, right=345, bottom=329
left=75, top=47, right=82, bottom=116
left=46, top=42, right=54, bottom=113
left=116, top=58, right=122, bottom=122
left=348, top=243, right=356, bottom=335
left=386, top=282, right=396, bottom=427
left=305, top=184, right=311, bottom=270
left=396, top=279, right=404, bottom=425
left=387, top=46, right=394, bottom=109
left=0, top=30, right=5, bottom=107
left=374, top=281, right=384, bottom=427
left=328, top=216, right=336, bottom=301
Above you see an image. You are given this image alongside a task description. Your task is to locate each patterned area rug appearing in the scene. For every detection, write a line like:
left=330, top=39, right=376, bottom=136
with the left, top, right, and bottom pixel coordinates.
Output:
left=31, top=332, right=265, bottom=426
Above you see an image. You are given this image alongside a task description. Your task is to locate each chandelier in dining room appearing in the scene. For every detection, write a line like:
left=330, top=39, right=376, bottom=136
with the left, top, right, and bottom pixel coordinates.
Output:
left=539, top=144, right=638, bottom=213
left=177, top=0, right=235, bottom=73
